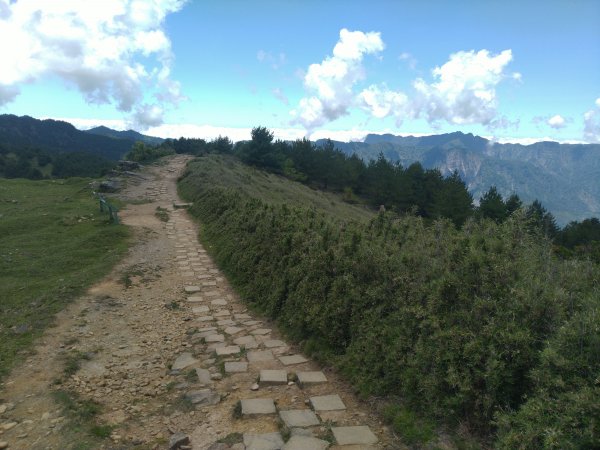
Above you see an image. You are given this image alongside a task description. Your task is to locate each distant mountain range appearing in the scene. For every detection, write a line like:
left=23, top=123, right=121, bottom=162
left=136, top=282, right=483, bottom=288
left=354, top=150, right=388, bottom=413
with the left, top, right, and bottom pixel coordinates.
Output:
left=0, top=115, right=160, bottom=161
left=317, top=132, right=600, bottom=225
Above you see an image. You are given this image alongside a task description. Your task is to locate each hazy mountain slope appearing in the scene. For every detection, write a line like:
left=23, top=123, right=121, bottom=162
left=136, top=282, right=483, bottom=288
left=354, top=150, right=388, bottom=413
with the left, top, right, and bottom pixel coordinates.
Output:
left=0, top=115, right=134, bottom=160
left=318, top=133, right=600, bottom=224
left=85, top=125, right=164, bottom=146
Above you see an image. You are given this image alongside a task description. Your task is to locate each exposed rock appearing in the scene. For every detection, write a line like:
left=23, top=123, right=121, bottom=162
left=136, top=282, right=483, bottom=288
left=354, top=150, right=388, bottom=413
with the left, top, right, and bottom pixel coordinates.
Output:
left=169, top=431, right=190, bottom=449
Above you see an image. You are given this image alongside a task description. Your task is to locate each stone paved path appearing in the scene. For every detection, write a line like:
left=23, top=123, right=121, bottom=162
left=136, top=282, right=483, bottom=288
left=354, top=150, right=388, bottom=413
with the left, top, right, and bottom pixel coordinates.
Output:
left=0, top=156, right=396, bottom=450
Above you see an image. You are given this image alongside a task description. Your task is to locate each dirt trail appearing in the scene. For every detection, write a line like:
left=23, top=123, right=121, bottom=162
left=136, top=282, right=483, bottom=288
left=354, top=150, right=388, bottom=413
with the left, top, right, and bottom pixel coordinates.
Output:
left=0, top=156, right=399, bottom=450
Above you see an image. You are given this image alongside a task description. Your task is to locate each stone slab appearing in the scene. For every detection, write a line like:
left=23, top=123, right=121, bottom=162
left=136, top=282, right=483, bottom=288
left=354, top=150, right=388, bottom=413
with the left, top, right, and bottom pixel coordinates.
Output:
left=224, top=361, right=248, bottom=373
left=234, top=335, right=259, bottom=349
left=205, top=334, right=225, bottom=343
left=211, top=299, right=228, bottom=306
left=172, top=352, right=198, bottom=370
left=217, top=319, right=235, bottom=326
left=224, top=326, right=244, bottom=335
left=283, top=435, right=328, bottom=450
left=331, top=426, right=378, bottom=445
left=279, top=355, right=308, bottom=366
left=240, top=398, right=276, bottom=416
left=213, top=310, right=231, bottom=317
left=243, top=432, right=284, bottom=450
left=279, top=409, right=320, bottom=427
left=250, top=328, right=271, bottom=336
left=260, top=369, right=287, bottom=385
left=192, top=305, right=210, bottom=314
left=234, top=313, right=252, bottom=320
left=186, top=296, right=203, bottom=303
left=215, top=345, right=240, bottom=356
left=310, top=394, right=346, bottom=411
left=184, top=286, right=201, bottom=293
left=196, top=315, right=214, bottom=322
left=263, top=339, right=287, bottom=348
left=195, top=368, right=212, bottom=384
left=185, top=389, right=220, bottom=406
left=297, top=371, right=328, bottom=386
left=247, top=350, right=275, bottom=363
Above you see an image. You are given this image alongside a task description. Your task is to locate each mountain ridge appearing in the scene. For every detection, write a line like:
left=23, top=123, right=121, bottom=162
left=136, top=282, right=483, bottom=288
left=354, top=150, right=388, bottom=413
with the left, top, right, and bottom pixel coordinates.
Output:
left=317, top=131, right=600, bottom=225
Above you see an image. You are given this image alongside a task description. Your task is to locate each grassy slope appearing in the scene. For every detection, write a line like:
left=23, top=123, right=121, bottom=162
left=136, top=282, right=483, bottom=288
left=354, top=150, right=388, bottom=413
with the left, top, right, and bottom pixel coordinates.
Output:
left=0, top=178, right=129, bottom=379
left=182, top=154, right=375, bottom=223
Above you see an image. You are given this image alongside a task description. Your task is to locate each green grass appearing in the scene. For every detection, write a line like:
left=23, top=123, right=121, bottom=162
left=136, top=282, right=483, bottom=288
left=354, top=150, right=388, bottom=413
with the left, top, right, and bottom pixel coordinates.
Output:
left=0, top=177, right=130, bottom=380
left=179, top=155, right=375, bottom=223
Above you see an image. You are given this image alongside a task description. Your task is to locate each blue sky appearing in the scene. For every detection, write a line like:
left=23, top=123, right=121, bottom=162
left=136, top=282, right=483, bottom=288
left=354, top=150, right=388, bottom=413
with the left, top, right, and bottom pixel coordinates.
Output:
left=1, top=0, right=599, bottom=143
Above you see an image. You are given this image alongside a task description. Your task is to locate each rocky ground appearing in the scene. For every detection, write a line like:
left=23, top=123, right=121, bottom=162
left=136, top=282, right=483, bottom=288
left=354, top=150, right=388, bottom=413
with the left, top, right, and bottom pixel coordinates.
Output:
left=0, top=156, right=400, bottom=450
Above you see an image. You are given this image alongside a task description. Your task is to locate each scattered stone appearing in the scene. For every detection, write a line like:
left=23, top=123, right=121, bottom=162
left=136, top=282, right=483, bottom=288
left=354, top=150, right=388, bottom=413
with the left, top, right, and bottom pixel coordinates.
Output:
left=184, top=286, right=201, bottom=294
left=240, top=398, right=276, bottom=416
left=250, top=328, right=271, bottom=335
left=282, top=435, right=328, bottom=450
left=259, top=369, right=287, bottom=385
left=309, top=395, right=346, bottom=411
left=263, top=339, right=287, bottom=348
left=224, top=361, right=248, bottom=373
left=243, top=432, right=284, bottom=450
left=247, top=350, right=275, bottom=363
left=172, top=353, right=199, bottom=370
left=251, top=383, right=259, bottom=391
left=169, top=432, right=190, bottom=449
left=195, top=368, right=212, bottom=384
left=279, top=409, right=320, bottom=427
left=0, top=441, right=7, bottom=449
left=0, top=422, right=17, bottom=431
left=331, top=426, right=378, bottom=445
left=297, top=371, right=328, bottom=386
left=185, top=389, right=220, bottom=406
left=279, top=355, right=308, bottom=366
left=215, top=345, right=240, bottom=356
left=210, top=373, right=223, bottom=381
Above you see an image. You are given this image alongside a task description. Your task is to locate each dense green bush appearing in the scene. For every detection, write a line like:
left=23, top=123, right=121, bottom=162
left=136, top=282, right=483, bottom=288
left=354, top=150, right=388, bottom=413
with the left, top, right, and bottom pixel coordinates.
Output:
left=178, top=159, right=599, bottom=447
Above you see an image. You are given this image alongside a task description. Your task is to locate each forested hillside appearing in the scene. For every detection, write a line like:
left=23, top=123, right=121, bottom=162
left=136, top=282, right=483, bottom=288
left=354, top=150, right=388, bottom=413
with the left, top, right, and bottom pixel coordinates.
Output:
left=178, top=134, right=599, bottom=448
left=320, top=132, right=600, bottom=225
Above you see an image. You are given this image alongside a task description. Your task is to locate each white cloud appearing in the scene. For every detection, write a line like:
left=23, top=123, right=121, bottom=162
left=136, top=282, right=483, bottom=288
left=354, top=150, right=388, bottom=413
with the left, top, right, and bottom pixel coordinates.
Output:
left=291, top=28, right=384, bottom=131
left=357, top=84, right=409, bottom=123
left=583, top=98, right=600, bottom=143
left=0, top=0, right=186, bottom=128
left=547, top=114, right=567, bottom=129
left=412, top=49, right=513, bottom=126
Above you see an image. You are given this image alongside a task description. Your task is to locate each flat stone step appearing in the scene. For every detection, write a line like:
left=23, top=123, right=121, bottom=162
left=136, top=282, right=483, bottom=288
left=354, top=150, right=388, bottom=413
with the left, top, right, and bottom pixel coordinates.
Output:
left=185, top=389, right=220, bottom=406
left=263, top=339, right=287, bottom=348
left=216, top=319, right=235, bottom=326
left=297, top=371, right=328, bottom=386
left=224, top=326, right=244, bottom=335
left=186, top=296, right=203, bottom=303
left=282, top=435, right=328, bottom=450
left=331, top=426, right=378, bottom=445
left=224, top=361, right=248, bottom=373
left=250, top=328, right=271, bottom=336
left=247, top=350, right=275, bottom=363
left=243, top=432, right=284, bottom=450
left=240, top=398, right=277, bottom=416
left=192, top=305, right=210, bottom=314
left=310, top=394, right=346, bottom=411
left=215, top=345, right=240, bottom=356
left=195, top=368, right=212, bottom=384
left=213, top=310, right=231, bottom=317
left=205, top=334, right=225, bottom=343
left=234, top=335, right=259, bottom=349
left=184, top=286, right=201, bottom=293
left=211, top=299, right=228, bottom=306
left=171, top=352, right=198, bottom=370
left=279, top=409, right=320, bottom=427
left=260, top=369, right=287, bottom=385
left=279, top=355, right=308, bottom=366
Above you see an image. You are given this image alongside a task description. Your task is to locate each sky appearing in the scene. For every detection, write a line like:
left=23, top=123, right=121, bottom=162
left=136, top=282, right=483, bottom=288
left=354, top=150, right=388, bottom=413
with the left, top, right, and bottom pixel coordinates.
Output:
left=0, top=0, right=599, bottom=143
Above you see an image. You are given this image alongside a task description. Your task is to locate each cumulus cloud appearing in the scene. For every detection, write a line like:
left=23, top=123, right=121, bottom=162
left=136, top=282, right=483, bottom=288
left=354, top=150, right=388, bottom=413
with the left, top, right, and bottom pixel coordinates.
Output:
left=291, top=28, right=384, bottom=131
left=291, top=29, right=516, bottom=133
left=0, top=0, right=186, bottom=128
left=583, top=97, right=600, bottom=143
left=412, top=49, right=513, bottom=126
left=547, top=114, right=567, bottom=129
